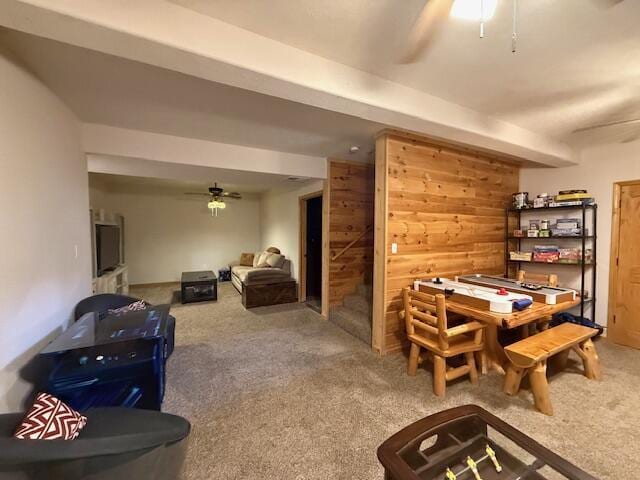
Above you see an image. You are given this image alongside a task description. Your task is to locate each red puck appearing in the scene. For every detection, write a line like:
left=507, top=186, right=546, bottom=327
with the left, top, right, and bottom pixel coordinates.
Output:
left=497, top=288, right=509, bottom=296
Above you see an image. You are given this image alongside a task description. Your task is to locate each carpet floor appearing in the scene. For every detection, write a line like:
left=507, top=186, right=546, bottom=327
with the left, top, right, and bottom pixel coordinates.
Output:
left=131, top=282, right=640, bottom=480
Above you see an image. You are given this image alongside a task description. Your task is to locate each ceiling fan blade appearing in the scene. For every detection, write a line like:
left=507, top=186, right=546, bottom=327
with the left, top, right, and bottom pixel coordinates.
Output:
left=573, top=117, right=640, bottom=134
left=184, top=192, right=212, bottom=197
left=622, top=132, right=640, bottom=143
left=591, top=0, right=624, bottom=7
left=222, top=192, right=242, bottom=198
left=400, top=0, right=454, bottom=63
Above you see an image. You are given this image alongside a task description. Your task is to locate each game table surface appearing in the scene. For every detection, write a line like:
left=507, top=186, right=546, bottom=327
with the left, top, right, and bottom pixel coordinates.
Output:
left=456, top=274, right=571, bottom=297
left=378, top=405, right=597, bottom=480
left=442, top=296, right=580, bottom=329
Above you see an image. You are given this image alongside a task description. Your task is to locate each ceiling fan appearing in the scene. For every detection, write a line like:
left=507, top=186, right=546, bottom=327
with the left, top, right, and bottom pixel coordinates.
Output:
left=572, top=117, right=640, bottom=143
left=184, top=183, right=242, bottom=216
left=401, top=0, right=625, bottom=63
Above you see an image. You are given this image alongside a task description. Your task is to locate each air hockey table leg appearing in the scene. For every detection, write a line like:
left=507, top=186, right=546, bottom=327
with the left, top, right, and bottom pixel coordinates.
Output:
left=483, top=325, right=508, bottom=375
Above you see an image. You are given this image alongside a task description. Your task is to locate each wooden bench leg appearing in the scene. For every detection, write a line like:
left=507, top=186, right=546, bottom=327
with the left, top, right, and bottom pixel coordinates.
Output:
left=407, top=343, right=420, bottom=376
left=529, top=361, right=553, bottom=416
left=465, top=352, right=479, bottom=384
left=503, top=365, right=524, bottom=396
left=573, top=339, right=602, bottom=380
left=433, top=355, right=446, bottom=397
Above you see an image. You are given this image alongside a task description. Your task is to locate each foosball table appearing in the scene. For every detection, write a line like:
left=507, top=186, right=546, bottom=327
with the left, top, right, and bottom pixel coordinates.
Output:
left=377, top=405, right=597, bottom=480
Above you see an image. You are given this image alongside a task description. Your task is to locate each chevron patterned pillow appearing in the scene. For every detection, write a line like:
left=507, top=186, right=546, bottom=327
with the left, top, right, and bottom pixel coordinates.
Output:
left=14, top=393, right=87, bottom=440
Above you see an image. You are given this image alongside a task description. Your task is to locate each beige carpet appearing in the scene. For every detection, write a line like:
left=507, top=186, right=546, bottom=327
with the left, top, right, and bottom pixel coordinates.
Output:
left=131, top=282, right=640, bottom=480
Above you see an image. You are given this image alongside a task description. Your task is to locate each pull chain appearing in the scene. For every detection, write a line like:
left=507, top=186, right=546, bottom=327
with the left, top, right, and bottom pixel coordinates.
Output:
left=512, top=0, right=518, bottom=53
left=480, top=0, right=485, bottom=38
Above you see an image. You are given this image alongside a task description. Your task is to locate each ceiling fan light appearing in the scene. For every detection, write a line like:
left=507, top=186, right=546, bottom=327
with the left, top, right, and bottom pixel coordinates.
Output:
left=451, top=0, right=497, bottom=22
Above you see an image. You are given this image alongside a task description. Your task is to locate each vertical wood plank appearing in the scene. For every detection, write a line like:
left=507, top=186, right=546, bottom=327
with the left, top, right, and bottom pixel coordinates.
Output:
left=373, top=137, right=389, bottom=354
left=373, top=132, right=519, bottom=355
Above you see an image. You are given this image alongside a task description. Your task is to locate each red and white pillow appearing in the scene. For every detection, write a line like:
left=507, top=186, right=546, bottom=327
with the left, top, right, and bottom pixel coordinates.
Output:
left=14, top=393, right=87, bottom=440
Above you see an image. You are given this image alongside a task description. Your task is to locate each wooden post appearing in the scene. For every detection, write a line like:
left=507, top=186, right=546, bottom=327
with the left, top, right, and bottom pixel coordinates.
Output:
left=475, top=350, right=487, bottom=375
left=465, top=352, right=479, bottom=384
left=580, top=339, right=602, bottom=380
left=407, top=343, right=420, bottom=376
left=529, top=361, right=553, bottom=416
left=503, top=365, right=524, bottom=396
left=433, top=355, right=446, bottom=397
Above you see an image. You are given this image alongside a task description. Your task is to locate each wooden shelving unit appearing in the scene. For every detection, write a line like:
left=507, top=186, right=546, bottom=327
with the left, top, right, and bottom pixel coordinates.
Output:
left=505, top=203, right=597, bottom=322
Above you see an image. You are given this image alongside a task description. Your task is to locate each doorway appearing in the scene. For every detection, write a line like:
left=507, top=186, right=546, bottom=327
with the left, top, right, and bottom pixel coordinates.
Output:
left=299, top=192, right=323, bottom=312
left=609, top=180, right=640, bottom=348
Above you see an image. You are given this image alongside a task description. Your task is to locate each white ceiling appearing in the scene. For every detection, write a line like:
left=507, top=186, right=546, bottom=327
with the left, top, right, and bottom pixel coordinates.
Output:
left=171, top=0, right=640, bottom=146
left=89, top=171, right=295, bottom=196
left=87, top=155, right=314, bottom=194
left=1, top=28, right=382, bottom=162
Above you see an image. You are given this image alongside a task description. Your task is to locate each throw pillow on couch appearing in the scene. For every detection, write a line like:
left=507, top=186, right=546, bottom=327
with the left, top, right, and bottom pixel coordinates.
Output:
left=256, top=252, right=284, bottom=269
left=239, top=253, right=254, bottom=266
left=14, top=393, right=87, bottom=440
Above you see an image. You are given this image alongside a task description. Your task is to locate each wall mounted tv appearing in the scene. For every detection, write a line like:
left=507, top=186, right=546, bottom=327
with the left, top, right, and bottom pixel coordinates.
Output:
left=96, top=224, right=121, bottom=275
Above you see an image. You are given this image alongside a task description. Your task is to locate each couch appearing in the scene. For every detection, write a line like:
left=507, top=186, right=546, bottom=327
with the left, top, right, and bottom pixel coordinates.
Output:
left=231, top=249, right=298, bottom=308
left=231, top=259, right=293, bottom=292
left=0, top=407, right=190, bottom=479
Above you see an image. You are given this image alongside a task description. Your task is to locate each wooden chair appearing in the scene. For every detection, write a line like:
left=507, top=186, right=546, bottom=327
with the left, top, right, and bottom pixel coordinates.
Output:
left=517, top=269, right=558, bottom=336
left=401, top=288, right=486, bottom=397
left=503, top=322, right=601, bottom=416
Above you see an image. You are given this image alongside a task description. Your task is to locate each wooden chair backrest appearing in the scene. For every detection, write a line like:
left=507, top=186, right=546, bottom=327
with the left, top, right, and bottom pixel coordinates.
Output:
left=402, top=288, right=448, bottom=349
left=517, top=270, right=558, bottom=287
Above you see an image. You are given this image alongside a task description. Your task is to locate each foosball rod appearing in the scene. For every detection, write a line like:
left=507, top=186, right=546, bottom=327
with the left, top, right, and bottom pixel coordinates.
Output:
left=447, top=454, right=489, bottom=478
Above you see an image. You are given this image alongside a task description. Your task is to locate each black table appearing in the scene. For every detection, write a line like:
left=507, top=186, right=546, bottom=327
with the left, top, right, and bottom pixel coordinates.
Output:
left=181, top=270, right=217, bottom=304
left=41, top=306, right=171, bottom=411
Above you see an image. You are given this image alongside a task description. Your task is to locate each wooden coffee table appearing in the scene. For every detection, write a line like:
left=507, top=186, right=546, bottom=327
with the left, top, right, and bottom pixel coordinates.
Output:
left=181, top=270, right=217, bottom=304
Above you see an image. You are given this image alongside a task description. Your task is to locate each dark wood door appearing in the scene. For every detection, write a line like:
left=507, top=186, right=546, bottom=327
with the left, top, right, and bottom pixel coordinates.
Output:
left=306, top=195, right=323, bottom=300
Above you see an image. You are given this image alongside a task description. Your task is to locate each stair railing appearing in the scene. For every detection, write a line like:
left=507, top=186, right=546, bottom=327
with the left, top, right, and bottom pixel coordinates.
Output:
left=331, top=224, right=373, bottom=262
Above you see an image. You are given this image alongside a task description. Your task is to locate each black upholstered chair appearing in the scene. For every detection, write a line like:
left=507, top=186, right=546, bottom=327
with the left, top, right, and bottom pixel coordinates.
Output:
left=0, top=408, right=190, bottom=479
left=73, top=294, right=176, bottom=358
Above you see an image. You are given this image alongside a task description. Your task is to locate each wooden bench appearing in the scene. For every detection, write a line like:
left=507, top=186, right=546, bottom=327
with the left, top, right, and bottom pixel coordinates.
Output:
left=503, top=322, right=601, bottom=415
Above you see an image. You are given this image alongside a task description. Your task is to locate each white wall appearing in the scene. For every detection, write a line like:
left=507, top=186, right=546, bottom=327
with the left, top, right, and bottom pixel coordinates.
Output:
left=520, top=141, right=640, bottom=327
left=90, top=183, right=262, bottom=284
left=0, top=49, right=91, bottom=412
left=260, top=180, right=325, bottom=281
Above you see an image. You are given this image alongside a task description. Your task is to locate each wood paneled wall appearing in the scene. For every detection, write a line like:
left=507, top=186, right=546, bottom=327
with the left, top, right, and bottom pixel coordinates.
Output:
left=327, top=160, right=375, bottom=308
left=373, top=132, right=520, bottom=354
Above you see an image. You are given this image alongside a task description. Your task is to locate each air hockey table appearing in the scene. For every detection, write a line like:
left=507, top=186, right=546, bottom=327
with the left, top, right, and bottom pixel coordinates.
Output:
left=413, top=277, right=580, bottom=373
left=456, top=274, right=576, bottom=305
left=378, top=405, right=597, bottom=480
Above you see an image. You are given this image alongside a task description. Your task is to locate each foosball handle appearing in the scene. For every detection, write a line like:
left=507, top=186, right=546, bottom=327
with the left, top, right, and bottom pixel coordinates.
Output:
left=466, top=456, right=483, bottom=480
left=486, top=444, right=503, bottom=472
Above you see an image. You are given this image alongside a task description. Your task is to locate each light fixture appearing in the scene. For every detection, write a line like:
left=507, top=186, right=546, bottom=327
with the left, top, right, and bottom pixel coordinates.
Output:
left=208, top=198, right=226, bottom=217
left=451, top=0, right=498, bottom=22
left=349, top=145, right=360, bottom=154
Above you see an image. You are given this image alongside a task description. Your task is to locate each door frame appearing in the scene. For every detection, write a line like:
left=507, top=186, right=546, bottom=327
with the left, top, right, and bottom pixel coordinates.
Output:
left=299, top=190, right=324, bottom=305
left=608, top=179, right=640, bottom=344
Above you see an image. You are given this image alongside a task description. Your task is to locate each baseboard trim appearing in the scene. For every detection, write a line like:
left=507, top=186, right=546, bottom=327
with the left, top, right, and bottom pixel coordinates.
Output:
left=130, top=281, right=180, bottom=288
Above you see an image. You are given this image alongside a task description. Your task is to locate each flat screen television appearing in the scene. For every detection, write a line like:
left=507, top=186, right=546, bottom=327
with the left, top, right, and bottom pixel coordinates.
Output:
left=96, top=224, right=121, bottom=275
